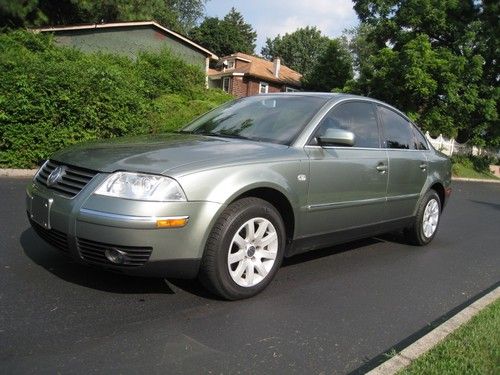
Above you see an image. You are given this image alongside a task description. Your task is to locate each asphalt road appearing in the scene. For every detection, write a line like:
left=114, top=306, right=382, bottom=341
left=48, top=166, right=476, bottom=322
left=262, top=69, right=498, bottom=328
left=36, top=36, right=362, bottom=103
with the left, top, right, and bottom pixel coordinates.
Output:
left=1, top=178, right=499, bottom=374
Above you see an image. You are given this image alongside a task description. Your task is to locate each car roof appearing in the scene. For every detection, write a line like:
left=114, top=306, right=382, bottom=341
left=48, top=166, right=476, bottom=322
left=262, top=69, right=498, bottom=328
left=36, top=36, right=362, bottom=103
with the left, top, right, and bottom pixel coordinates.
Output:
left=259, top=91, right=383, bottom=103
left=258, top=92, right=411, bottom=122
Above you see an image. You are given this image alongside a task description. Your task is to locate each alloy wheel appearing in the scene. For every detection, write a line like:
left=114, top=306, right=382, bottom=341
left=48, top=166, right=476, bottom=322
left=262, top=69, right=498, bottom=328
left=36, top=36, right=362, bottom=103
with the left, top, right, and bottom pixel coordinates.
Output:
left=227, top=217, right=278, bottom=287
left=422, top=198, right=439, bottom=238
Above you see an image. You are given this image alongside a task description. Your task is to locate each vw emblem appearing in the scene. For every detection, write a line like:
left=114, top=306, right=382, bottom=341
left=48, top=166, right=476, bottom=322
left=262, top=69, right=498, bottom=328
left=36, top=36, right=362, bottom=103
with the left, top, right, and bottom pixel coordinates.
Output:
left=47, top=166, right=66, bottom=187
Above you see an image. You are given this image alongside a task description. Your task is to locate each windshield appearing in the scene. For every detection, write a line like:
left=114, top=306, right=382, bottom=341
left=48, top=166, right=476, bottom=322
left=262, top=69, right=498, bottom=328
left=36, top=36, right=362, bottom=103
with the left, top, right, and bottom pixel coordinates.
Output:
left=181, top=95, right=329, bottom=145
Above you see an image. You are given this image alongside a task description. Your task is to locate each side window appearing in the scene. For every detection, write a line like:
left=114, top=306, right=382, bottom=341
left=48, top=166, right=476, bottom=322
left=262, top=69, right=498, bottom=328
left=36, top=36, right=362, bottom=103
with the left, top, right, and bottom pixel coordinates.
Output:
left=378, top=106, right=415, bottom=149
left=313, top=102, right=380, bottom=148
left=412, top=125, right=429, bottom=150
left=259, top=82, right=269, bottom=94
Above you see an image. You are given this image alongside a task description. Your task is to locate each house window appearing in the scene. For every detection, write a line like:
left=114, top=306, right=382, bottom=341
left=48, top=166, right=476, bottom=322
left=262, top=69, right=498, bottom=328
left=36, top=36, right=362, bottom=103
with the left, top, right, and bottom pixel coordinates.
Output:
left=222, top=77, right=231, bottom=93
left=259, top=82, right=269, bottom=94
left=285, top=87, right=298, bottom=92
left=227, top=60, right=235, bottom=69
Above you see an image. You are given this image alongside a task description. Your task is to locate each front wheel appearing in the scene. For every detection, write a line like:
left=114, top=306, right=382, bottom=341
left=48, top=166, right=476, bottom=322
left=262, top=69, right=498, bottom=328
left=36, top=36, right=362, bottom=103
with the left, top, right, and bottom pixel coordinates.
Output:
left=199, top=197, right=286, bottom=300
left=404, top=190, right=441, bottom=246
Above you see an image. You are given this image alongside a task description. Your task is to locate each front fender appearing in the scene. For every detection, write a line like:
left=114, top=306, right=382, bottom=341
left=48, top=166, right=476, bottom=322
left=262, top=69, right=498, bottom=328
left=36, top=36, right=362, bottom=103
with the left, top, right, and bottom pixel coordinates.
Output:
left=176, top=162, right=307, bottom=249
left=178, top=161, right=305, bottom=207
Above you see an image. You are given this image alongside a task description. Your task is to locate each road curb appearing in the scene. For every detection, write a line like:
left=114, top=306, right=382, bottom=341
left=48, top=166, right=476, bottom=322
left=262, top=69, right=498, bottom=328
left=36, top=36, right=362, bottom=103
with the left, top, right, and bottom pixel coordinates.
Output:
left=0, top=169, right=37, bottom=177
left=366, top=286, right=500, bottom=375
left=452, top=177, right=500, bottom=183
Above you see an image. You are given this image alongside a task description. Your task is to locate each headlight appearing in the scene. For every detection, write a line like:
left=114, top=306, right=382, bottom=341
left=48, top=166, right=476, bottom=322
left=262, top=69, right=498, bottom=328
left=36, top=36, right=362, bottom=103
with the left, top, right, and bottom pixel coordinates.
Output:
left=94, top=172, right=186, bottom=201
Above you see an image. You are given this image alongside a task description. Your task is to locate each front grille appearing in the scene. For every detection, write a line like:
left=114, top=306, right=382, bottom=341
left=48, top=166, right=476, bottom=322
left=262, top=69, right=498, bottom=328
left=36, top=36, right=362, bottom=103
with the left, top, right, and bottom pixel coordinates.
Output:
left=35, top=160, right=97, bottom=198
left=77, top=238, right=153, bottom=267
left=29, top=218, right=69, bottom=253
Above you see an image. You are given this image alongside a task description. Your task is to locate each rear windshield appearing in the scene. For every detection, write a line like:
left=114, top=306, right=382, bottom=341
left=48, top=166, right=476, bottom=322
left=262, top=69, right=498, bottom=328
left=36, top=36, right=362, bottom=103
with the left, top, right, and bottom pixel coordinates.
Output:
left=181, top=95, right=329, bottom=145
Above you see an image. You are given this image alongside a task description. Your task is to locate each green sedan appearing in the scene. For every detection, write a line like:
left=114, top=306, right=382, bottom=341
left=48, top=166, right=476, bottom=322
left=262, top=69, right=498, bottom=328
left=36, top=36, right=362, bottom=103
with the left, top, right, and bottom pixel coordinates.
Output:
left=26, top=93, right=452, bottom=299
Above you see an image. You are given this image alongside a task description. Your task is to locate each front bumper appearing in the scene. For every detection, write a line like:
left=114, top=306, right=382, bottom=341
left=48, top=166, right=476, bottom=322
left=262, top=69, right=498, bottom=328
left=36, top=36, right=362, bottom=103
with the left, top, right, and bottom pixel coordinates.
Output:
left=26, top=175, right=222, bottom=278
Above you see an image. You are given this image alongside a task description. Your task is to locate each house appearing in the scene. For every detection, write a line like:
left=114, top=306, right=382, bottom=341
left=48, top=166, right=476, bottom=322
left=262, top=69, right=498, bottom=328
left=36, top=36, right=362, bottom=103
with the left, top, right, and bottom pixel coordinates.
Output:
left=35, top=21, right=218, bottom=73
left=208, top=53, right=302, bottom=97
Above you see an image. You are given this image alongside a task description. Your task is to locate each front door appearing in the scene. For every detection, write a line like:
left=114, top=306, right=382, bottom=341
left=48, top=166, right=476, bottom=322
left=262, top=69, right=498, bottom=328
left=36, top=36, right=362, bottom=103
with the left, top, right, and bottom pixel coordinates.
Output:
left=302, top=101, right=388, bottom=238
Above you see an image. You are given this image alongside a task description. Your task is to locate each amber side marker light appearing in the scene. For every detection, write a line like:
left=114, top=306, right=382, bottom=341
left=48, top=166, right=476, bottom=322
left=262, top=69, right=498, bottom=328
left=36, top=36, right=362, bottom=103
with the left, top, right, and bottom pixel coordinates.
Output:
left=156, top=217, right=189, bottom=228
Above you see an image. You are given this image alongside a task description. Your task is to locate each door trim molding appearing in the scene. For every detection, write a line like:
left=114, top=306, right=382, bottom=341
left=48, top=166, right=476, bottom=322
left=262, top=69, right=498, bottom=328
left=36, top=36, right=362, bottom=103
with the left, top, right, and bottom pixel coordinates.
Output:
left=386, top=193, right=420, bottom=202
left=304, top=193, right=420, bottom=211
left=305, top=197, right=386, bottom=211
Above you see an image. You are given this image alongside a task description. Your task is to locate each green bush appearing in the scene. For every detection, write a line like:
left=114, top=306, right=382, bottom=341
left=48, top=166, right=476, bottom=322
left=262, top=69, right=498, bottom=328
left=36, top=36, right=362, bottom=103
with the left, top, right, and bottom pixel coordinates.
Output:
left=470, top=155, right=498, bottom=171
left=148, top=89, right=232, bottom=133
left=451, top=154, right=497, bottom=176
left=0, top=30, right=232, bottom=168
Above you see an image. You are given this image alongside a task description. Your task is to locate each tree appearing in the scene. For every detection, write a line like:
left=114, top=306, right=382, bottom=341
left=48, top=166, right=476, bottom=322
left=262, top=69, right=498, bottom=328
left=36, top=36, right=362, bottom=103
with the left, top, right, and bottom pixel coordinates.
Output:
left=261, top=26, right=329, bottom=76
left=303, top=39, right=353, bottom=92
left=222, top=7, right=256, bottom=54
left=0, top=0, right=207, bottom=34
left=170, top=0, right=207, bottom=32
left=343, top=24, right=378, bottom=77
left=189, top=7, right=256, bottom=56
left=350, top=0, right=498, bottom=146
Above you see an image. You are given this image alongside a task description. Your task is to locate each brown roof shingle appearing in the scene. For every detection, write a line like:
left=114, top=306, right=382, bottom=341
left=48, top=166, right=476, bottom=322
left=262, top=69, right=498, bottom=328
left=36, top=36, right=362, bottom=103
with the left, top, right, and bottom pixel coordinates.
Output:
left=211, top=52, right=302, bottom=87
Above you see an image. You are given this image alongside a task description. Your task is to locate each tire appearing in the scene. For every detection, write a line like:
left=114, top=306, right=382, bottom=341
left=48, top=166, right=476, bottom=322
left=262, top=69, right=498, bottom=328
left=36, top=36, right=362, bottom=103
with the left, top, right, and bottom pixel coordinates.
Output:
left=199, top=197, right=286, bottom=300
left=404, top=189, right=441, bottom=246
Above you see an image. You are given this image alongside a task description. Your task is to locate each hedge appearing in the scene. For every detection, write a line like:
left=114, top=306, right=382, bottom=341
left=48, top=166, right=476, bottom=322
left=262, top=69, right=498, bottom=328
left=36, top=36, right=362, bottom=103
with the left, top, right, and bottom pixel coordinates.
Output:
left=0, top=30, right=232, bottom=168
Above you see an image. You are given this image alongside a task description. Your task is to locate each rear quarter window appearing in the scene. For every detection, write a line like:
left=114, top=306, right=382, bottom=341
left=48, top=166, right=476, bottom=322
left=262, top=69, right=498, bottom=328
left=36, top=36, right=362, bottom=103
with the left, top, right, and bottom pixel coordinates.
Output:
left=412, top=125, right=429, bottom=150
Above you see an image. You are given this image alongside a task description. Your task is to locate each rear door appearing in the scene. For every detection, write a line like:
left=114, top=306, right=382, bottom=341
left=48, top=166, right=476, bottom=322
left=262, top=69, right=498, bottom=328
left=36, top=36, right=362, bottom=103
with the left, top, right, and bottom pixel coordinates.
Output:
left=302, top=101, right=388, bottom=237
left=377, top=105, right=428, bottom=220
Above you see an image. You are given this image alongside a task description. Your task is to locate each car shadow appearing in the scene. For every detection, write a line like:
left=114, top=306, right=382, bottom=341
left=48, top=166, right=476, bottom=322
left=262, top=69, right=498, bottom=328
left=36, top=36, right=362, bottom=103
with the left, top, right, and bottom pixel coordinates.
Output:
left=167, top=278, right=223, bottom=300
left=21, top=227, right=409, bottom=298
left=282, top=237, right=383, bottom=267
left=20, top=229, right=175, bottom=295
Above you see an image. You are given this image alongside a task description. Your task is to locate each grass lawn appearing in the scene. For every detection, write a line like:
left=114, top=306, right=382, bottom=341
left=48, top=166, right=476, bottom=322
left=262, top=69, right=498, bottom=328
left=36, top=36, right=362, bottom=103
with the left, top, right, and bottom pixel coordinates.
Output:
left=400, top=298, right=500, bottom=375
left=452, top=162, right=499, bottom=180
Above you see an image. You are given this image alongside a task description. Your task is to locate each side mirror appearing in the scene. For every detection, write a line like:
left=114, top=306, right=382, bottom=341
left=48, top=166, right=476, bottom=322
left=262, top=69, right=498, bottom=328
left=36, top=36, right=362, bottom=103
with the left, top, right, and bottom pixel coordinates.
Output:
left=317, top=128, right=355, bottom=147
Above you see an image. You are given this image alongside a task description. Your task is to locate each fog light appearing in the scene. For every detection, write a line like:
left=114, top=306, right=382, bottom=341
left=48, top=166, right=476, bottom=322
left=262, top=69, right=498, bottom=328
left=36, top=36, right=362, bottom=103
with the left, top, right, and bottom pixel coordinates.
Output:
left=104, top=248, right=126, bottom=264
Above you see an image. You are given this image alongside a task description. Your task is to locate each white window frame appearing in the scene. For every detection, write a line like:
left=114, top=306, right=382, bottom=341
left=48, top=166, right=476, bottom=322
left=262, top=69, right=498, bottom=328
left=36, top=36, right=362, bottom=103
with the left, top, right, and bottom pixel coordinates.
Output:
left=259, top=82, right=269, bottom=94
left=285, top=86, right=299, bottom=92
left=222, top=77, right=231, bottom=93
left=226, top=60, right=235, bottom=69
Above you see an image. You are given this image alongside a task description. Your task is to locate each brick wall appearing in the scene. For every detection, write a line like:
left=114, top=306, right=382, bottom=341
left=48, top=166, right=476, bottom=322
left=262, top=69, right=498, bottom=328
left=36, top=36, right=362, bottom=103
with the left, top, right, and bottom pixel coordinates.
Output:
left=231, top=76, right=248, bottom=98
left=246, top=79, right=284, bottom=96
left=225, top=76, right=300, bottom=98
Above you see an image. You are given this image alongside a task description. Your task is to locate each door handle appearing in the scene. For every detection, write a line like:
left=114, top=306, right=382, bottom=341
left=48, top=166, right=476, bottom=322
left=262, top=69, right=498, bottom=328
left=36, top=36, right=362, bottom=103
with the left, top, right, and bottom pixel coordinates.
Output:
left=420, top=163, right=427, bottom=170
left=376, top=164, right=388, bottom=173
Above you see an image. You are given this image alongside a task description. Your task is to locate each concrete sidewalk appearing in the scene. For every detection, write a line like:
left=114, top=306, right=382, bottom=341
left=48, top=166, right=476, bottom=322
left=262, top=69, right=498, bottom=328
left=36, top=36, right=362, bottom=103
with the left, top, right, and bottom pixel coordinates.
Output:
left=0, top=169, right=37, bottom=177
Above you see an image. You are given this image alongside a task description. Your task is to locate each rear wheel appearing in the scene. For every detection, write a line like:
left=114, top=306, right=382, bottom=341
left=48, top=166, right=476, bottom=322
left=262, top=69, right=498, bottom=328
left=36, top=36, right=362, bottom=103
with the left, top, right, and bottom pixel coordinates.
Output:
left=404, top=190, right=441, bottom=246
left=199, top=197, right=285, bottom=300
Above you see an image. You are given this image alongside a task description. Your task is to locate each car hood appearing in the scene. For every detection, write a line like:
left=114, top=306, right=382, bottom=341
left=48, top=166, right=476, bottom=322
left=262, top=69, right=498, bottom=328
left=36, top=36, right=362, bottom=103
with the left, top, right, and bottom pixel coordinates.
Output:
left=52, top=133, right=290, bottom=176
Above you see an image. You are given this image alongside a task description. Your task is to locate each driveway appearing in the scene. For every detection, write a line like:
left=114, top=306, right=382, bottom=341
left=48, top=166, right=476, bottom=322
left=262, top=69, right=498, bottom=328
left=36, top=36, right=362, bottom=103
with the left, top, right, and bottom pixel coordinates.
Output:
left=0, top=178, right=499, bottom=374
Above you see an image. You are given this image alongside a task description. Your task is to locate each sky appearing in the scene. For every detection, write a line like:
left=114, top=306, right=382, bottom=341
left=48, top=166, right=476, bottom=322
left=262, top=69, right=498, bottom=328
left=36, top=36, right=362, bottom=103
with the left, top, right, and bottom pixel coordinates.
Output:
left=204, top=0, right=359, bottom=54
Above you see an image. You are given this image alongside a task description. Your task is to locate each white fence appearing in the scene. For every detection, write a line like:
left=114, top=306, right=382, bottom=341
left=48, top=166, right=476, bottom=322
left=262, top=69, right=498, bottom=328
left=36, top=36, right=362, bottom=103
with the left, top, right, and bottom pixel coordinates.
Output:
left=424, top=132, right=497, bottom=157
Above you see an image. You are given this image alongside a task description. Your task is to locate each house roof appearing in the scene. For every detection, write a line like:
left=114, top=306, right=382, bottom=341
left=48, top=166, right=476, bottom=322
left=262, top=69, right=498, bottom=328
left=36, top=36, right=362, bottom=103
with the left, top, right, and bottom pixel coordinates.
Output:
left=35, top=21, right=218, bottom=59
left=210, top=52, right=302, bottom=87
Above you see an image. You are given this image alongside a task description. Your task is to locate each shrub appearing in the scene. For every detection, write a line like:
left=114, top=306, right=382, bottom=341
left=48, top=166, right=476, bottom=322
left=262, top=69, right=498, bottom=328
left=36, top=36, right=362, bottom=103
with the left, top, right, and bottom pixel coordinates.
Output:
left=148, top=89, right=232, bottom=133
left=451, top=154, right=497, bottom=174
left=470, top=155, right=498, bottom=172
left=0, top=30, right=232, bottom=168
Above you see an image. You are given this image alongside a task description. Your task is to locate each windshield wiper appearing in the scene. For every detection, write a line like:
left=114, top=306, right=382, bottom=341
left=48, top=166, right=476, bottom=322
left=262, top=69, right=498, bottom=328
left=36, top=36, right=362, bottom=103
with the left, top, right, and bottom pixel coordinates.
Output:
left=178, top=130, right=254, bottom=141
left=211, top=133, right=252, bottom=140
